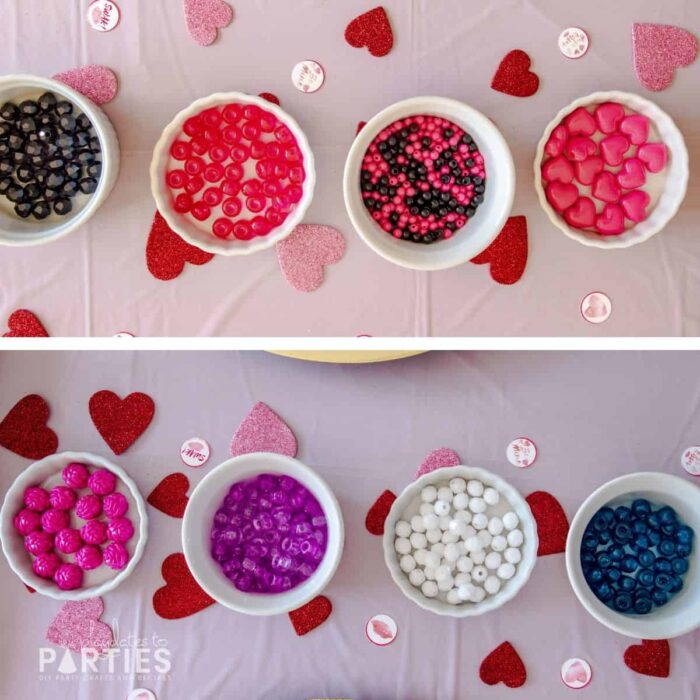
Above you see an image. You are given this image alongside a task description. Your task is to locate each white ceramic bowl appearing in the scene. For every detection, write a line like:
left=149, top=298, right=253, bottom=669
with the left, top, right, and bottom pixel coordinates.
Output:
left=534, top=91, right=689, bottom=249
left=0, top=74, right=120, bottom=247
left=343, top=96, right=515, bottom=271
left=0, top=451, right=148, bottom=600
left=182, top=452, right=344, bottom=616
left=566, top=472, right=700, bottom=639
left=151, top=92, right=316, bottom=256
left=383, top=465, right=537, bottom=617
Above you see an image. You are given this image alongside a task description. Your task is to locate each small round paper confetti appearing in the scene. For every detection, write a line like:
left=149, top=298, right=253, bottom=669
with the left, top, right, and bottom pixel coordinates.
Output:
left=581, top=292, right=612, bottom=324
left=291, top=60, right=325, bottom=94
left=558, top=28, right=590, bottom=59
left=561, top=658, right=592, bottom=689
left=180, top=437, right=210, bottom=467
left=681, top=446, right=700, bottom=476
left=126, top=690, right=156, bottom=700
left=86, top=0, right=120, bottom=32
left=366, top=614, right=398, bottom=646
left=507, top=438, right=537, bottom=468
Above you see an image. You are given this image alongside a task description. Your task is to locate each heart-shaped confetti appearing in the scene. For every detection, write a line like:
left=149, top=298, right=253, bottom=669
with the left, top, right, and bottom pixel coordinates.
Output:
left=46, top=598, right=113, bottom=653
left=491, top=50, right=539, bottom=97
left=480, top=641, right=527, bottom=688
left=153, top=552, right=215, bottom=619
left=259, top=92, right=281, bottom=106
left=365, top=489, right=397, bottom=536
left=230, top=402, right=298, bottom=458
left=276, top=224, right=345, bottom=293
left=89, top=390, right=155, bottom=455
left=288, top=595, right=332, bottom=636
left=52, top=65, right=118, bottom=105
left=0, top=394, right=58, bottom=459
left=3, top=309, right=49, bottom=337
left=183, top=0, right=233, bottom=46
left=526, top=491, right=569, bottom=556
left=471, top=216, right=528, bottom=286
left=624, top=639, right=670, bottom=678
left=415, top=448, right=462, bottom=480
left=632, top=23, right=698, bottom=92
left=146, top=211, right=215, bottom=281
left=147, top=473, right=190, bottom=518
left=344, top=7, right=394, bottom=58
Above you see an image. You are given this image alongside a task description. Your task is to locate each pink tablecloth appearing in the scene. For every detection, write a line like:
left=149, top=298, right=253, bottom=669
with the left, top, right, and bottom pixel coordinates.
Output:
left=0, top=350, right=699, bottom=699
left=0, top=0, right=698, bottom=336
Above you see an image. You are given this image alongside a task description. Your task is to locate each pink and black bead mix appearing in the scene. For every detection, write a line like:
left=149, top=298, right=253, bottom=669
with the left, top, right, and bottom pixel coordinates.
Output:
left=360, top=115, right=487, bottom=244
left=13, top=462, right=134, bottom=591
left=166, top=102, right=306, bottom=241
left=210, top=473, right=328, bottom=594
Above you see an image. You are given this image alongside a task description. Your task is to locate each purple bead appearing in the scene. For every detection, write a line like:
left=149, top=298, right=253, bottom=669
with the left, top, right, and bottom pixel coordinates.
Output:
left=279, top=476, right=296, bottom=492
left=281, top=536, right=302, bottom=556
left=258, top=474, right=277, bottom=492
left=236, top=573, right=254, bottom=592
left=270, top=490, right=288, bottom=506
left=253, top=512, right=274, bottom=531
left=214, top=511, right=228, bottom=526
left=294, top=521, right=312, bottom=537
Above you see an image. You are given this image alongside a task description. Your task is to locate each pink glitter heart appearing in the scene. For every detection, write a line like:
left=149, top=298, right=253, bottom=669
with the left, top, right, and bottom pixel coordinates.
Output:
left=415, top=448, right=462, bottom=480
left=276, top=224, right=345, bottom=293
left=565, top=661, right=588, bottom=684
left=184, top=0, right=234, bottom=46
left=633, top=23, right=698, bottom=92
left=230, top=402, right=298, bottom=457
left=46, top=598, right=113, bottom=653
left=52, top=65, right=118, bottom=106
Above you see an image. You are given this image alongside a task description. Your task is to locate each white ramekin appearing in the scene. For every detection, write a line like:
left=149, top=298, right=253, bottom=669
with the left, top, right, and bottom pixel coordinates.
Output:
left=151, top=92, right=316, bottom=256
left=182, top=452, right=344, bottom=616
left=383, top=465, right=537, bottom=617
left=566, top=472, right=700, bottom=639
left=343, top=96, right=515, bottom=271
left=0, top=451, right=148, bottom=600
left=0, top=74, right=120, bottom=247
left=534, top=91, right=689, bottom=249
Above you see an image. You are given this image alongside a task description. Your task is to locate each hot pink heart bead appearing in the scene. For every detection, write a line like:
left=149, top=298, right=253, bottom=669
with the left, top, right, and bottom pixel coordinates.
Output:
left=620, top=190, right=651, bottom=223
left=619, top=114, right=651, bottom=145
left=541, top=155, right=575, bottom=184
left=565, top=107, right=597, bottom=136
left=617, top=158, right=647, bottom=190
left=24, top=530, right=54, bottom=555
left=55, top=528, right=83, bottom=554
left=600, top=135, right=631, bottom=167
left=75, top=544, right=103, bottom=571
left=103, top=542, right=129, bottom=570
left=574, top=156, right=604, bottom=186
left=546, top=181, right=579, bottom=212
left=49, top=486, right=78, bottom=511
left=594, top=102, right=626, bottom=134
left=62, top=462, right=90, bottom=489
left=565, top=136, right=597, bottom=162
left=107, top=517, right=135, bottom=543
left=76, top=494, right=103, bottom=520
left=41, top=508, right=70, bottom=534
left=638, top=143, right=668, bottom=173
left=23, top=486, right=50, bottom=512
left=80, top=519, right=108, bottom=545
left=592, top=171, right=622, bottom=204
left=564, top=197, right=597, bottom=230
left=102, top=492, right=129, bottom=519
left=545, top=125, right=569, bottom=158
left=596, top=203, right=626, bottom=235
left=54, top=563, right=83, bottom=590
left=33, top=552, right=62, bottom=579
left=88, top=468, right=117, bottom=496
left=13, top=508, right=41, bottom=535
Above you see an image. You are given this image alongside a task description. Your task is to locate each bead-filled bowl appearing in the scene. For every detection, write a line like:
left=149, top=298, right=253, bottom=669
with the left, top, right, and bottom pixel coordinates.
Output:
left=151, top=92, right=316, bottom=256
left=566, top=472, right=700, bottom=639
left=344, top=96, right=515, bottom=271
left=182, top=452, right=344, bottom=616
left=0, top=451, right=148, bottom=600
left=0, top=74, right=119, bottom=247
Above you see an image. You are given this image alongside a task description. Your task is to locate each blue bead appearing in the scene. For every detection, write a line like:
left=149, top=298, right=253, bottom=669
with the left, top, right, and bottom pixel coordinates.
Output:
left=638, top=550, right=655, bottom=568
left=648, top=530, right=661, bottom=547
left=621, top=556, right=639, bottom=573
left=613, top=592, right=633, bottom=612
left=582, top=534, right=598, bottom=551
left=581, top=552, right=596, bottom=569
left=659, top=539, right=676, bottom=557
left=631, top=499, right=651, bottom=517
left=598, top=507, right=615, bottom=524
left=661, top=523, right=677, bottom=537
left=647, top=513, right=661, bottom=530
left=652, top=589, right=669, bottom=607
left=592, top=514, right=609, bottom=532
left=587, top=567, right=604, bottom=584
left=597, top=552, right=612, bottom=569
left=606, top=567, right=621, bottom=583
left=671, top=557, right=689, bottom=575
left=637, top=568, right=655, bottom=587
left=654, top=557, right=672, bottom=574
left=654, top=573, right=673, bottom=590
left=657, top=506, right=677, bottom=526
left=609, top=545, right=625, bottom=562
left=595, top=582, right=614, bottom=602
left=634, top=534, right=650, bottom=551
left=620, top=575, right=637, bottom=592
left=669, top=574, right=683, bottom=594
left=598, top=529, right=612, bottom=544
left=613, top=522, right=633, bottom=543
left=676, top=542, right=691, bottom=558
left=615, top=506, right=632, bottom=522
left=676, top=525, right=694, bottom=545
left=633, top=594, right=653, bottom=614
left=632, top=520, right=647, bottom=535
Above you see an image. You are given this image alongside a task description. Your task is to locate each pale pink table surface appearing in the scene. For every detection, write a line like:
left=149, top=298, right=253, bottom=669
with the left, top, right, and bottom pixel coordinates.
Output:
left=1, top=350, right=700, bottom=699
left=0, top=0, right=698, bottom=337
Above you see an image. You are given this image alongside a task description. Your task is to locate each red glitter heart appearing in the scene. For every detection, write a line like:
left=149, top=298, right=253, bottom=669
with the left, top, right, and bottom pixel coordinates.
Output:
left=365, top=489, right=397, bottom=536
left=89, top=390, right=155, bottom=455
left=480, top=641, right=527, bottom=688
left=147, top=473, right=190, bottom=519
left=624, top=639, right=670, bottom=678
left=230, top=402, right=298, bottom=458
left=345, top=7, right=394, bottom=58
left=3, top=309, right=49, bottom=337
left=153, top=552, right=215, bottom=619
left=415, top=448, right=462, bottom=480
left=146, top=211, right=214, bottom=281
left=288, top=595, right=332, bottom=636
left=259, top=92, right=281, bottom=106
left=491, top=50, right=540, bottom=97
left=471, top=216, right=528, bottom=285
left=526, top=491, right=569, bottom=556
left=0, top=394, right=58, bottom=459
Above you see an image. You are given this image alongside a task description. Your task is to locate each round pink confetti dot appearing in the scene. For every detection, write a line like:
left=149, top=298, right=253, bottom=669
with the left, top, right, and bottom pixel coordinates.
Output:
left=80, top=519, right=108, bottom=545
left=24, top=530, right=54, bottom=555
left=54, top=528, right=83, bottom=554
left=102, top=492, right=129, bottom=519
left=41, top=508, right=69, bottom=534
left=107, top=517, right=134, bottom=543
left=75, top=544, right=103, bottom=570
left=62, top=462, right=90, bottom=489
left=13, top=508, right=41, bottom=535
left=54, top=563, right=83, bottom=590
left=23, top=486, right=50, bottom=512
left=49, top=486, right=78, bottom=511
left=88, top=468, right=117, bottom=496
left=76, top=494, right=102, bottom=520
left=103, top=542, right=129, bottom=570
left=33, top=552, right=62, bottom=579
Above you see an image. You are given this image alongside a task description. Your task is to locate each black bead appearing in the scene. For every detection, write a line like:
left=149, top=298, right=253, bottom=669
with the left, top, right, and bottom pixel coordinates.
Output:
left=475, top=185, right=485, bottom=194
left=12, top=151, right=26, bottom=166
left=422, top=234, right=434, bottom=244
left=0, top=176, right=12, bottom=193
left=443, top=129, right=454, bottom=139
left=19, top=100, right=39, bottom=116
left=88, top=137, right=101, bottom=152
left=420, top=208, right=430, bottom=218
left=47, top=158, right=66, bottom=172
left=19, top=117, right=36, bottom=133
left=473, top=177, right=483, bottom=185
left=46, top=171, right=65, bottom=189
left=53, top=197, right=73, bottom=216
left=409, top=123, right=419, bottom=133
left=60, top=148, right=75, bottom=161
left=56, top=133, right=74, bottom=149
left=58, top=115, right=77, bottom=133
left=410, top=206, right=419, bottom=216
left=37, top=126, right=56, bottom=143
left=43, top=187, right=60, bottom=202
left=438, top=207, right=448, bottom=217
left=446, top=222, right=457, bottom=231
left=440, top=191, right=450, bottom=202
left=466, top=207, right=476, bottom=217
left=434, top=229, right=444, bottom=240
left=402, top=231, right=411, bottom=240
left=32, top=200, right=51, bottom=220
left=74, top=131, right=90, bottom=148
left=412, top=234, right=422, bottom=243
left=455, top=206, right=465, bottom=215
left=87, top=160, right=102, bottom=179
left=78, top=177, right=97, bottom=194
left=0, top=122, right=12, bottom=138
left=16, top=164, right=34, bottom=183
left=0, top=102, right=19, bottom=121
left=422, top=137, right=431, bottom=148
left=0, top=142, right=9, bottom=158
left=55, top=101, right=73, bottom=117
left=24, top=141, right=44, bottom=157
left=62, top=179, right=80, bottom=197
left=65, top=162, right=82, bottom=180
left=24, top=182, right=42, bottom=200
left=76, top=113, right=92, bottom=131
left=34, top=168, right=49, bottom=185
left=8, top=132, right=24, bottom=150
left=37, top=92, right=58, bottom=112
left=6, top=184, right=25, bottom=203
left=37, top=112, right=56, bottom=129
left=0, top=158, right=13, bottom=175
left=473, top=195, right=484, bottom=204
left=14, top=201, right=33, bottom=218
left=441, top=175, right=451, bottom=184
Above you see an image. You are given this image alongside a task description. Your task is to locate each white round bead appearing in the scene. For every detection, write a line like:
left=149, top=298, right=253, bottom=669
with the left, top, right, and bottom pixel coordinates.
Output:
left=437, top=486, right=453, bottom=503
left=430, top=542, right=445, bottom=556
left=465, top=536, right=482, bottom=553
left=443, top=543, right=461, bottom=562
left=507, top=529, right=524, bottom=548
left=410, top=515, right=427, bottom=533
left=395, top=520, right=412, bottom=538
left=433, top=500, right=451, bottom=517
left=438, top=515, right=452, bottom=531
left=483, top=487, right=500, bottom=506
left=437, top=576, right=455, bottom=592
left=421, top=580, right=438, bottom=598
left=449, top=477, right=467, bottom=494
left=422, top=513, right=440, bottom=530
left=454, top=572, right=472, bottom=586
left=470, top=585, right=486, bottom=603
left=463, top=525, right=477, bottom=540
left=470, top=550, right=486, bottom=565
left=452, top=493, right=470, bottom=511
left=504, top=547, right=522, bottom=564
left=409, top=568, right=426, bottom=587
left=485, top=551, right=502, bottom=570
left=419, top=502, right=434, bottom=516
left=467, top=480, right=484, bottom=497
left=484, top=575, right=501, bottom=595
left=477, top=530, right=492, bottom=549
left=457, top=541, right=467, bottom=555
left=448, top=519, right=468, bottom=538
left=491, top=535, right=507, bottom=552
left=469, top=497, right=487, bottom=514
left=410, top=532, right=427, bottom=550
left=441, top=530, right=459, bottom=544
left=426, top=528, right=442, bottom=544
left=456, top=556, right=474, bottom=573
left=503, top=512, right=519, bottom=530
left=458, top=583, right=476, bottom=601
left=453, top=509, right=472, bottom=524
left=424, top=551, right=441, bottom=569
left=421, top=485, right=437, bottom=503
left=446, top=588, right=462, bottom=605
left=435, top=565, right=452, bottom=582
left=400, top=554, right=416, bottom=573
left=472, top=565, right=488, bottom=583
left=497, top=562, right=516, bottom=580
left=487, top=517, right=504, bottom=536
left=414, top=549, right=427, bottom=566
left=395, top=537, right=411, bottom=555
left=472, top=513, right=489, bottom=530
left=424, top=566, right=436, bottom=580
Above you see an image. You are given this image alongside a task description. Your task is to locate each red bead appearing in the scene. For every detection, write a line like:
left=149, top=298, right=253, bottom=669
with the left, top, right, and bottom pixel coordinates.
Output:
left=222, top=126, right=241, bottom=145
left=203, top=187, right=223, bottom=207
left=265, top=207, right=285, bottom=226
left=285, top=146, right=302, bottom=163
left=289, top=166, right=306, bottom=184
left=212, top=217, right=234, bottom=239
left=275, top=125, right=294, bottom=144
left=272, top=161, right=289, bottom=179
left=265, top=142, right=282, bottom=160
left=251, top=216, right=272, bottom=236
left=250, top=141, right=266, bottom=160
left=202, top=107, right=222, bottom=128
left=274, top=194, right=293, bottom=213
left=242, top=179, right=261, bottom=196
left=183, top=116, right=203, bottom=137
left=185, top=157, right=204, bottom=176
left=262, top=181, right=279, bottom=197
left=243, top=105, right=261, bottom=121
left=170, top=140, right=191, bottom=160
left=204, top=163, right=224, bottom=183
left=185, top=175, right=205, bottom=195
left=233, top=221, right=254, bottom=240
left=286, top=184, right=303, bottom=203
left=222, top=104, right=242, bottom=124
left=191, top=202, right=211, bottom=221
left=166, top=169, right=187, bottom=189
left=209, top=144, right=229, bottom=163
left=190, top=137, right=208, bottom=156
left=222, top=197, right=242, bottom=217
left=222, top=179, right=241, bottom=197
left=246, top=195, right=266, bottom=213
left=255, top=160, right=273, bottom=180
left=259, top=111, right=277, bottom=133
left=203, top=127, right=221, bottom=143
left=241, top=122, right=261, bottom=141
left=225, top=163, right=244, bottom=181
left=174, top=193, right=193, bottom=213
left=230, top=144, right=250, bottom=163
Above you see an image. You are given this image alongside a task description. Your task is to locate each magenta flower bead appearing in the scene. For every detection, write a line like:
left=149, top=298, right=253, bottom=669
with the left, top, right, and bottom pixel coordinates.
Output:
left=33, top=552, right=62, bottom=579
left=40, top=508, right=69, bottom=534
left=54, top=528, right=83, bottom=554
left=103, top=542, right=129, bottom=570
left=107, top=517, right=134, bottom=543
left=75, top=544, right=103, bottom=570
left=23, top=486, right=50, bottom=512
left=13, top=508, right=41, bottom=535
left=54, top=563, right=83, bottom=590
left=88, top=468, right=117, bottom=496
left=62, top=462, right=89, bottom=489
left=49, top=486, right=77, bottom=511
left=24, top=530, right=54, bottom=555
left=102, top=492, right=129, bottom=518
left=80, top=519, right=108, bottom=545
left=76, top=494, right=102, bottom=520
